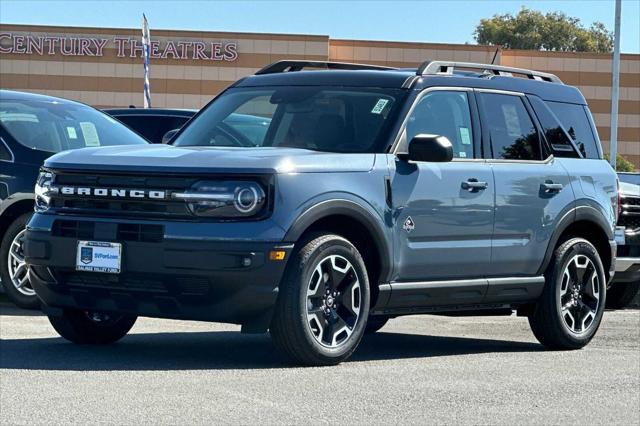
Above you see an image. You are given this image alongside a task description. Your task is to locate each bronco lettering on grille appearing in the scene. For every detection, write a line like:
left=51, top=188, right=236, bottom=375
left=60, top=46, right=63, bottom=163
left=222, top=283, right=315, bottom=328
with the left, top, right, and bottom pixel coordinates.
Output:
left=58, top=187, right=167, bottom=199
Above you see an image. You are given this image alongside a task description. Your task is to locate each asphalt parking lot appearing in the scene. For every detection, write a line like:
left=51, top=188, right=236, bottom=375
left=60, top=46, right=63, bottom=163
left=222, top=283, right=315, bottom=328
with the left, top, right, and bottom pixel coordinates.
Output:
left=1, top=299, right=638, bottom=425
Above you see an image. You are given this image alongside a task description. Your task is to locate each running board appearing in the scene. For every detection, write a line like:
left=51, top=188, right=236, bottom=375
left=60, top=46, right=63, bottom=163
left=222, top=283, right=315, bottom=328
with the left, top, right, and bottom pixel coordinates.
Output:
left=372, top=276, right=545, bottom=315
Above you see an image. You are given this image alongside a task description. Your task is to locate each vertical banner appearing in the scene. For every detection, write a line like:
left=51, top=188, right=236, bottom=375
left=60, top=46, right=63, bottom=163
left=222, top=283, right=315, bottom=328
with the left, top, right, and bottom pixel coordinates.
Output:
left=142, top=13, right=151, bottom=108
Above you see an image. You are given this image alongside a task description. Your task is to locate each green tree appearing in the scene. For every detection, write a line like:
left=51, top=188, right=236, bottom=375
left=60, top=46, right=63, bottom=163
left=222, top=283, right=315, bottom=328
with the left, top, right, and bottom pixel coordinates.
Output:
left=605, top=153, right=637, bottom=172
left=474, top=7, right=613, bottom=53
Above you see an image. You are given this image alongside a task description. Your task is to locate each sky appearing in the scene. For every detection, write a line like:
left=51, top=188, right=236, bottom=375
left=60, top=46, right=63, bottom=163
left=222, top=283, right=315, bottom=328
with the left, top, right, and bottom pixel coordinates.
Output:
left=0, top=0, right=638, bottom=53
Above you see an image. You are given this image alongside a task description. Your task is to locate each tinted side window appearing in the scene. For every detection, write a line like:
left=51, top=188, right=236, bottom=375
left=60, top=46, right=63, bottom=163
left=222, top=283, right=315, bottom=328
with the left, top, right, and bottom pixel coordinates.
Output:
left=0, top=137, right=11, bottom=161
left=479, top=93, right=542, bottom=161
left=546, top=101, right=600, bottom=159
left=406, top=91, right=474, bottom=159
left=528, top=96, right=579, bottom=158
left=117, top=115, right=190, bottom=144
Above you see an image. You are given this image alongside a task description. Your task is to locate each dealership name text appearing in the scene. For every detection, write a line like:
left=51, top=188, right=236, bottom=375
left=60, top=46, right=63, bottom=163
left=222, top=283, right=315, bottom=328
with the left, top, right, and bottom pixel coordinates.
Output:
left=0, top=33, right=238, bottom=61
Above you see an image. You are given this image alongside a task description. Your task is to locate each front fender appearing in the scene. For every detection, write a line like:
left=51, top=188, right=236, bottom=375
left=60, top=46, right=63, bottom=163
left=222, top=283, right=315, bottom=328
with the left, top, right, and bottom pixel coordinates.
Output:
left=283, top=195, right=393, bottom=283
left=0, top=192, right=34, bottom=217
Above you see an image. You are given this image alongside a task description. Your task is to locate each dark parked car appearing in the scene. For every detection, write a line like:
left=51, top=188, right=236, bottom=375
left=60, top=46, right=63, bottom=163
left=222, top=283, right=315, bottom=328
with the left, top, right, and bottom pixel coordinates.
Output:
left=0, top=90, right=148, bottom=308
left=103, top=108, right=196, bottom=144
left=608, top=172, right=640, bottom=308
left=25, top=61, right=617, bottom=365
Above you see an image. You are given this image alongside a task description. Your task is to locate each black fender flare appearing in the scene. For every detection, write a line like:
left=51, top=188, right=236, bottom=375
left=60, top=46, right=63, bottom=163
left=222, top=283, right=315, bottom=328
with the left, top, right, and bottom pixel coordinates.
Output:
left=536, top=204, right=613, bottom=275
left=284, top=198, right=393, bottom=282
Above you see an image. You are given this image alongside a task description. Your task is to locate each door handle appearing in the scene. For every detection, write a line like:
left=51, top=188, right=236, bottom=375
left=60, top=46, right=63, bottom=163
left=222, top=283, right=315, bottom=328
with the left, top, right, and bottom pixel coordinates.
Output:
left=461, top=179, right=488, bottom=192
left=541, top=181, right=563, bottom=193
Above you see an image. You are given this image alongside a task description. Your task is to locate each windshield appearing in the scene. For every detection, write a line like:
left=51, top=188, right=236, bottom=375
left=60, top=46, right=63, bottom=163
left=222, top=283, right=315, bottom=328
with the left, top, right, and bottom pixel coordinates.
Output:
left=0, top=98, right=148, bottom=153
left=173, top=87, right=406, bottom=153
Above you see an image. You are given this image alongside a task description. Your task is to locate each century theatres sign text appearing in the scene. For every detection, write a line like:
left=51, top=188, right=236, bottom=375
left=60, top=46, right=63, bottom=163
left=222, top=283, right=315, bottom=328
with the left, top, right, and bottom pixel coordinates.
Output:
left=0, top=33, right=238, bottom=61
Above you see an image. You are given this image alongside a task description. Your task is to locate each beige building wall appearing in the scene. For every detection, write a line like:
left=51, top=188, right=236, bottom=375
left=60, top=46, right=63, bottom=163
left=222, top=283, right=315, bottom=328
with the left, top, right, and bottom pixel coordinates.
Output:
left=0, top=24, right=638, bottom=167
left=0, top=24, right=328, bottom=109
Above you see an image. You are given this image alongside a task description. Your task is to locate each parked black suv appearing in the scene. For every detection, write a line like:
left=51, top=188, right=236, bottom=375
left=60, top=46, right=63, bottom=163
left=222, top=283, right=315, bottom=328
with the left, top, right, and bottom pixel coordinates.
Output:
left=103, top=108, right=196, bottom=144
left=25, top=61, right=618, bottom=365
left=0, top=90, right=148, bottom=308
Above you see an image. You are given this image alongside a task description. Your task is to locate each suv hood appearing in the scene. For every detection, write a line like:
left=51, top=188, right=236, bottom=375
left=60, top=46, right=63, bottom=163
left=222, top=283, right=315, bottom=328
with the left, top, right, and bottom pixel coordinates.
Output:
left=44, top=145, right=376, bottom=174
left=620, top=181, right=640, bottom=197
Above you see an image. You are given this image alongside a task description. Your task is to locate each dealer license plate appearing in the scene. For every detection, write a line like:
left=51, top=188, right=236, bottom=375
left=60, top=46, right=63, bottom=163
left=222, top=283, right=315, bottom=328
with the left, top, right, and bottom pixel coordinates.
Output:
left=76, top=241, right=122, bottom=274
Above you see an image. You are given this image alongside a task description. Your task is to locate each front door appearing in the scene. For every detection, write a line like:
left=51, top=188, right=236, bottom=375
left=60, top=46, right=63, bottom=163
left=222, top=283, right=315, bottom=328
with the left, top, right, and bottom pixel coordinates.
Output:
left=389, top=89, right=495, bottom=283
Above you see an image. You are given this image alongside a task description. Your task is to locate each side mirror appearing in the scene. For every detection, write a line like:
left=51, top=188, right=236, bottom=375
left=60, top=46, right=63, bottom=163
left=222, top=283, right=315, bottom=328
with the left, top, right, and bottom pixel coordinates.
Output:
left=403, top=134, right=453, bottom=163
left=162, top=129, right=180, bottom=144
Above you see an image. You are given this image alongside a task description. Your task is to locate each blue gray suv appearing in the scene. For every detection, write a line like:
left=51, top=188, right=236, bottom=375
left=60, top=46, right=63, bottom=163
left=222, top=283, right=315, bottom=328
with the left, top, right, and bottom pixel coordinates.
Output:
left=24, top=61, right=618, bottom=365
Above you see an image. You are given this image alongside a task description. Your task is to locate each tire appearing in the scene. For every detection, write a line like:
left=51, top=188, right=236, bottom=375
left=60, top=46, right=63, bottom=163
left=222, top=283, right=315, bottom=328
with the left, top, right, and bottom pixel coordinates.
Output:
left=606, top=281, right=640, bottom=309
left=0, top=212, right=39, bottom=309
left=365, top=316, right=389, bottom=334
left=270, top=234, right=370, bottom=366
left=528, top=238, right=607, bottom=350
left=48, top=309, right=137, bottom=344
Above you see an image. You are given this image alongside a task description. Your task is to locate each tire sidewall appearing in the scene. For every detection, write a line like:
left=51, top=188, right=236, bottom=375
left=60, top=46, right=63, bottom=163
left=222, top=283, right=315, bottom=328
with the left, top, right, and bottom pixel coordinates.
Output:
left=551, top=239, right=607, bottom=345
left=0, top=212, right=38, bottom=308
left=293, top=236, right=370, bottom=359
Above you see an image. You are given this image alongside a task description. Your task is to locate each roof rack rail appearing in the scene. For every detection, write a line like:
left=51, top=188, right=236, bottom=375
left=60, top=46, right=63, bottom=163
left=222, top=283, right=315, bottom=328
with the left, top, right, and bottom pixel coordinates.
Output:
left=255, top=60, right=397, bottom=75
left=416, top=61, right=563, bottom=84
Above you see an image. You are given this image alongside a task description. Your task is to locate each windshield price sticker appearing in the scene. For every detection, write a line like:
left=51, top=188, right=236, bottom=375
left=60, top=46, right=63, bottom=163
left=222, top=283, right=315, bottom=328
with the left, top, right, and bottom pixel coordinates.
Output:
left=371, top=99, right=389, bottom=114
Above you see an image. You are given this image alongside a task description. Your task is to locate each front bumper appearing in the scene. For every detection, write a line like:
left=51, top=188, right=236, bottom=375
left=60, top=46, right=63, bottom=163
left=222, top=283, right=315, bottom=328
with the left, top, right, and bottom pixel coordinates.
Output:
left=614, top=257, right=640, bottom=283
left=24, top=215, right=292, bottom=330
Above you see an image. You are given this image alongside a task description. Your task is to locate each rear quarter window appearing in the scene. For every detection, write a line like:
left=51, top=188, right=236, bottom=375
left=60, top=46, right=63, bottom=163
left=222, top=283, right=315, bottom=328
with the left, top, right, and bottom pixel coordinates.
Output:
left=0, top=137, right=11, bottom=161
left=545, top=101, right=601, bottom=159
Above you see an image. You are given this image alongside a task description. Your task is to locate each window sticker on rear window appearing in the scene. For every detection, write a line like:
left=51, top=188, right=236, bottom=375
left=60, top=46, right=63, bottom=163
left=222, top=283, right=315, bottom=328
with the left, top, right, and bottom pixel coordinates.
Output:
left=459, top=127, right=471, bottom=145
left=80, top=122, right=100, bottom=147
left=371, top=99, right=389, bottom=114
left=66, top=126, right=77, bottom=139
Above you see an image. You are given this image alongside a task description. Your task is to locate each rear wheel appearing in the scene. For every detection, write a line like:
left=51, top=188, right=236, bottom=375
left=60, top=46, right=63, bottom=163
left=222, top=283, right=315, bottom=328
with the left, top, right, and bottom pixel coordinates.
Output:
left=48, top=309, right=137, bottom=344
left=270, top=234, right=370, bottom=366
left=606, top=281, right=640, bottom=309
left=529, top=238, right=606, bottom=350
left=0, top=213, right=39, bottom=309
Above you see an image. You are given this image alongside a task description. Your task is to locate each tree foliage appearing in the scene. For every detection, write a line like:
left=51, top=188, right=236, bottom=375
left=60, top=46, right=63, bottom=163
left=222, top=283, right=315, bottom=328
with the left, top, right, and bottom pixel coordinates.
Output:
left=474, top=7, right=613, bottom=53
left=605, top=153, right=637, bottom=172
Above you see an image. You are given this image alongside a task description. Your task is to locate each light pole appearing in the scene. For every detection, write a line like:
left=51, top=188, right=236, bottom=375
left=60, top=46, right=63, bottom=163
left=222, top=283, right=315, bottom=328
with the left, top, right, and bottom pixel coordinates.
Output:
left=609, top=0, right=621, bottom=169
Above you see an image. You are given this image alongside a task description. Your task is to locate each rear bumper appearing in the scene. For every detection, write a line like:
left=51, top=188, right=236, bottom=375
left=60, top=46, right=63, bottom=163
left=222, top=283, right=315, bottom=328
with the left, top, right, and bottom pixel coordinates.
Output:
left=25, top=225, right=292, bottom=330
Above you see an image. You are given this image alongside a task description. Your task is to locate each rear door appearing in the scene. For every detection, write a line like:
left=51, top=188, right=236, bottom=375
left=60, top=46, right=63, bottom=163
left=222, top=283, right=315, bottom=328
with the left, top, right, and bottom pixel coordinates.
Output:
left=477, top=90, right=573, bottom=277
left=389, top=88, right=495, bottom=285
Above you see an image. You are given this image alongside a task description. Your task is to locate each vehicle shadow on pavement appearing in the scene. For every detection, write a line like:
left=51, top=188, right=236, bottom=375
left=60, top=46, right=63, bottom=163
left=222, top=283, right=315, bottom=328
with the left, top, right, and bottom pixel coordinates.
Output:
left=0, top=330, right=543, bottom=371
left=0, top=304, right=45, bottom=317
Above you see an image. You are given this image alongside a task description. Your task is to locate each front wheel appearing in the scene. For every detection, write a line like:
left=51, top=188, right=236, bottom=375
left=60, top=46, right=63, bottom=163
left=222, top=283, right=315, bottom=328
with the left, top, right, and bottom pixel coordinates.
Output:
left=48, top=309, right=137, bottom=344
left=270, top=234, right=370, bottom=366
left=0, top=213, right=39, bottom=309
left=529, top=238, right=606, bottom=350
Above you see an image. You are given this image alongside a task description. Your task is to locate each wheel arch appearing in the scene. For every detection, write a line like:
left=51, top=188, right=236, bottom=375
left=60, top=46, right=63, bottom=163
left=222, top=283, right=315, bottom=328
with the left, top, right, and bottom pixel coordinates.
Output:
left=537, top=205, right=614, bottom=280
left=284, top=199, right=392, bottom=308
left=0, top=195, right=34, bottom=244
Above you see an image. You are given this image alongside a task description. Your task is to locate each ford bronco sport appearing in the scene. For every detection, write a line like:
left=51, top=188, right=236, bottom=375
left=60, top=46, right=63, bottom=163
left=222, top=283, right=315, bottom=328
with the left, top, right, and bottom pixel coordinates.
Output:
left=24, top=61, right=618, bottom=366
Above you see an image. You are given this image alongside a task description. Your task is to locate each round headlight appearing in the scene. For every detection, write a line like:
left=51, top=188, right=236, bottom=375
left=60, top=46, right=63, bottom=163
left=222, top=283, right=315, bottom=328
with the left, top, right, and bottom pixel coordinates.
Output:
left=234, top=186, right=259, bottom=213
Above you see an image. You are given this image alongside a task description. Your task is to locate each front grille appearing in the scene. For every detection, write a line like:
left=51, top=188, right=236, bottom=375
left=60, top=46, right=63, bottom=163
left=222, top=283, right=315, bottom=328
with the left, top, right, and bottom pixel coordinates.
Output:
left=52, top=220, right=94, bottom=239
left=620, top=196, right=640, bottom=231
left=52, top=220, right=164, bottom=243
left=49, top=171, right=198, bottom=218
left=57, top=270, right=212, bottom=296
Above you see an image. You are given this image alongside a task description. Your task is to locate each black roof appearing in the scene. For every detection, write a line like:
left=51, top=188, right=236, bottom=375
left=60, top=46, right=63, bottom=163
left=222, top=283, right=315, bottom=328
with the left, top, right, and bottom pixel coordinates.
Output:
left=103, top=108, right=197, bottom=117
left=235, top=66, right=587, bottom=105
